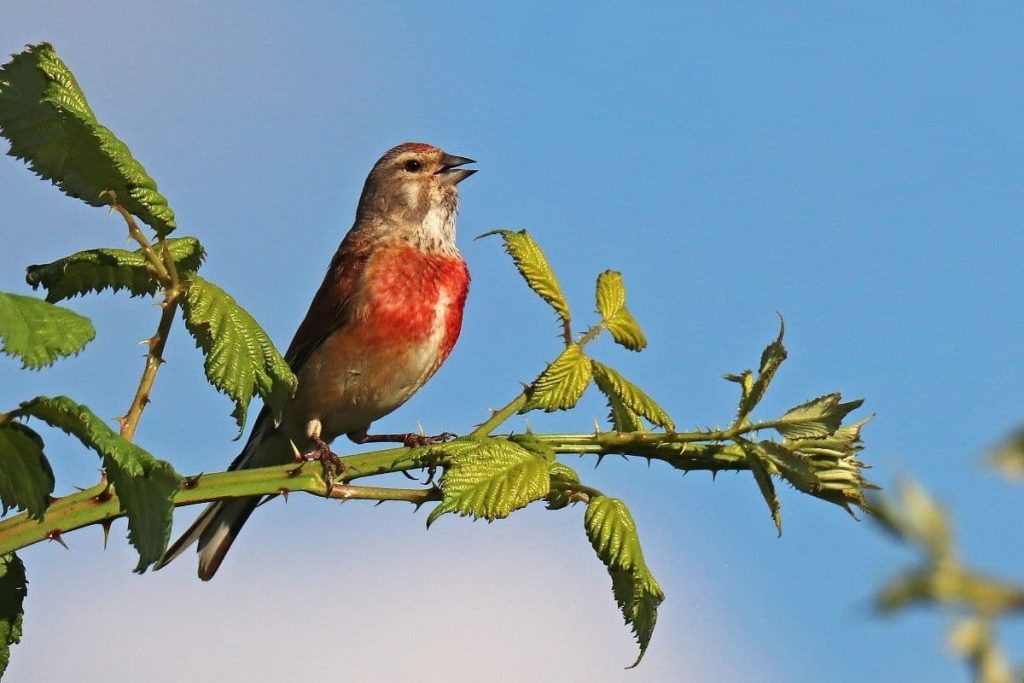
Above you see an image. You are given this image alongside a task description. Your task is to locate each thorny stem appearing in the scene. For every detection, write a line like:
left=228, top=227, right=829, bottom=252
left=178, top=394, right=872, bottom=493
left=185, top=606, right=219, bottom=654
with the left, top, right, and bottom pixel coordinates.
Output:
left=111, top=203, right=181, bottom=442
left=0, top=419, right=836, bottom=558
left=111, top=203, right=170, bottom=285
left=0, top=461, right=441, bottom=557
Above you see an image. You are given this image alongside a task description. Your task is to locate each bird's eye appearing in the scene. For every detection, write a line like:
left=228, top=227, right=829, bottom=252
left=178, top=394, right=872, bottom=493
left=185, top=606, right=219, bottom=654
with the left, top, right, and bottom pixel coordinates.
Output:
left=403, top=159, right=422, bottom=172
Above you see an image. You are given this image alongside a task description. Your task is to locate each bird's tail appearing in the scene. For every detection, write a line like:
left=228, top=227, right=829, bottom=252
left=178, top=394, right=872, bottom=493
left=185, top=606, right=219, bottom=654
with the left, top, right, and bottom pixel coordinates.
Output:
left=154, top=496, right=261, bottom=580
left=155, top=409, right=279, bottom=579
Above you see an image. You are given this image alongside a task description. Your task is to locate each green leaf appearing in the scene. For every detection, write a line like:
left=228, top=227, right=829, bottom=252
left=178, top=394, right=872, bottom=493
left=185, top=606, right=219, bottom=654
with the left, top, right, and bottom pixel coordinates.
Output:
left=774, top=393, right=864, bottom=440
left=605, top=310, right=648, bottom=352
left=0, top=292, right=95, bottom=369
left=546, top=461, right=581, bottom=510
left=0, top=43, right=175, bottom=235
left=736, top=318, right=787, bottom=420
left=605, top=391, right=645, bottom=433
left=481, top=229, right=570, bottom=327
left=18, top=396, right=181, bottom=572
left=0, top=553, right=26, bottom=677
left=520, top=344, right=593, bottom=413
left=740, top=440, right=782, bottom=535
left=0, top=422, right=54, bottom=519
left=595, top=270, right=626, bottom=320
left=584, top=496, right=664, bottom=667
left=595, top=271, right=647, bottom=351
left=591, top=361, right=675, bottom=431
left=26, top=237, right=205, bottom=303
left=180, top=275, right=297, bottom=432
left=427, top=439, right=551, bottom=526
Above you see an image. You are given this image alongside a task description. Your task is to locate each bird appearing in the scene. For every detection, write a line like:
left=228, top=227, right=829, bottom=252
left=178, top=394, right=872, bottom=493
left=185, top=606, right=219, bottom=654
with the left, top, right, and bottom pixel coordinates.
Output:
left=156, top=142, right=476, bottom=580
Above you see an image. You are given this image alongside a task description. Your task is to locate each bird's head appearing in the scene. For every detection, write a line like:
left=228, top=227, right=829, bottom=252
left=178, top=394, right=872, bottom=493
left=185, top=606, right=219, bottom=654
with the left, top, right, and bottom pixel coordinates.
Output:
left=356, top=143, right=476, bottom=250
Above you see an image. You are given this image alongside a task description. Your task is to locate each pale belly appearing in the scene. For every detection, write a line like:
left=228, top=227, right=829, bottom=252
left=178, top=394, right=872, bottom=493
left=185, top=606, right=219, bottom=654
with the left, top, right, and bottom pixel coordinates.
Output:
left=284, top=289, right=456, bottom=445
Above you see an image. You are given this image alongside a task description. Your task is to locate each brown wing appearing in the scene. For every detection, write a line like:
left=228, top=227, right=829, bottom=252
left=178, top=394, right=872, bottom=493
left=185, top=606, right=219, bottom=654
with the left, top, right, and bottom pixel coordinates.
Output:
left=284, top=237, right=373, bottom=371
left=227, top=237, right=370, bottom=470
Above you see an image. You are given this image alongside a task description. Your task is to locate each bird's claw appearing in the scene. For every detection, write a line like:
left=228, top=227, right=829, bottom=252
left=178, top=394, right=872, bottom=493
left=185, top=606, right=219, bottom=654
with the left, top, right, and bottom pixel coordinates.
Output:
left=401, top=431, right=457, bottom=448
left=296, top=438, right=345, bottom=494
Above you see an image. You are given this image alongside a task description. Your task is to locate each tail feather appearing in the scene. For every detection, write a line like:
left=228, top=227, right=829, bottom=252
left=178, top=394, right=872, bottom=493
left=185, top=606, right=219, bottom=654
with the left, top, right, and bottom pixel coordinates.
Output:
left=156, top=408, right=279, bottom=579
left=154, top=496, right=261, bottom=580
left=195, top=497, right=261, bottom=581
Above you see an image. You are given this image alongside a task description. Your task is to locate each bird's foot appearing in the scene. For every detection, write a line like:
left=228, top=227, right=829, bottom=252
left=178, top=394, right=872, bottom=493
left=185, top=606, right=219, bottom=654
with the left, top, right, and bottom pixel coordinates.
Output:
left=354, top=431, right=457, bottom=448
left=295, top=438, right=345, bottom=493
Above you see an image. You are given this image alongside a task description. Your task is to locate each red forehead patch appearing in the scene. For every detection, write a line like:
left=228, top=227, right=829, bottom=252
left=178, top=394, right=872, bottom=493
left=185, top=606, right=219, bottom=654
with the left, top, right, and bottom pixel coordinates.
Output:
left=401, top=142, right=437, bottom=153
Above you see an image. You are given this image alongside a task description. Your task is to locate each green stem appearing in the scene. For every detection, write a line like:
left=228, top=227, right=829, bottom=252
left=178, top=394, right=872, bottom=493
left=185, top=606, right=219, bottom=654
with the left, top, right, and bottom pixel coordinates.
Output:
left=112, top=203, right=170, bottom=285
left=118, top=291, right=179, bottom=441
left=110, top=203, right=183, bottom=442
left=0, top=460, right=441, bottom=556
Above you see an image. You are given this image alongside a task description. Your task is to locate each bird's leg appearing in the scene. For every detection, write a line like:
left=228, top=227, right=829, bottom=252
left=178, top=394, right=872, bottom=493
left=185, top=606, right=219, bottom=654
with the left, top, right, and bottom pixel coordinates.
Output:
left=295, top=419, right=344, bottom=493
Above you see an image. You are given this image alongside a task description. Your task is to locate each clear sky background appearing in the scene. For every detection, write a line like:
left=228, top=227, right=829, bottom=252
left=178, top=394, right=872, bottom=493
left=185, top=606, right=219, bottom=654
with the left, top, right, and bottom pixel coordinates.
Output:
left=2, top=3, right=1023, bottom=681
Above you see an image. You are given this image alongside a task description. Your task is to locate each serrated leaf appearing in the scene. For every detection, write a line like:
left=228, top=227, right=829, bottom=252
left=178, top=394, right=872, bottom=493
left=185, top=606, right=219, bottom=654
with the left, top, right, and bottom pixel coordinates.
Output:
left=546, top=461, right=581, bottom=510
left=737, top=319, right=787, bottom=419
left=740, top=440, right=782, bottom=535
left=0, top=553, right=26, bottom=677
left=584, top=496, right=664, bottom=666
left=520, top=344, right=593, bottom=413
left=508, top=433, right=556, bottom=462
left=0, top=43, right=175, bottom=235
left=774, top=393, right=864, bottom=440
left=605, top=390, right=645, bottom=432
left=18, top=396, right=180, bottom=572
left=591, top=361, right=674, bottom=431
left=0, top=422, right=54, bottom=519
left=427, top=439, right=551, bottom=525
left=595, top=270, right=626, bottom=320
left=26, top=237, right=205, bottom=303
left=605, top=310, right=647, bottom=352
left=595, top=271, right=647, bottom=351
left=0, top=292, right=95, bottom=369
left=481, top=229, right=570, bottom=326
left=756, top=440, right=817, bottom=492
left=180, top=275, right=297, bottom=432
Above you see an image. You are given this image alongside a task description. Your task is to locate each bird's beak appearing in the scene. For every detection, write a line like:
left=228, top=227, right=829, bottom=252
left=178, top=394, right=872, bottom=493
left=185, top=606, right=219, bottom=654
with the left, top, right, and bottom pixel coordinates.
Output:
left=438, top=153, right=477, bottom=185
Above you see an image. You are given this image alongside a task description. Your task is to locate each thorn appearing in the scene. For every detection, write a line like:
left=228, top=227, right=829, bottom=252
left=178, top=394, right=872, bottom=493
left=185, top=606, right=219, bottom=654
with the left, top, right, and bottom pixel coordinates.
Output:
left=401, top=469, right=419, bottom=480
left=73, top=486, right=87, bottom=492
left=289, top=439, right=302, bottom=461
left=373, top=500, right=385, bottom=508
left=524, top=418, right=533, bottom=434
left=46, top=529, right=69, bottom=549
left=593, top=418, right=601, bottom=434
left=416, top=420, right=426, bottom=436
left=645, top=457, right=652, bottom=468
left=278, top=488, right=290, bottom=502
left=594, top=454, right=605, bottom=468
left=181, top=474, right=201, bottom=490
left=711, top=470, right=718, bottom=481
left=100, top=520, right=112, bottom=549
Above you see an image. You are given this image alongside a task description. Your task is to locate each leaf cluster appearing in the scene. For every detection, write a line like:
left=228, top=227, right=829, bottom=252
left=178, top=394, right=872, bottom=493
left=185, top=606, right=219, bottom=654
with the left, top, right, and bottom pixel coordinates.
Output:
left=871, top=479, right=1024, bottom=683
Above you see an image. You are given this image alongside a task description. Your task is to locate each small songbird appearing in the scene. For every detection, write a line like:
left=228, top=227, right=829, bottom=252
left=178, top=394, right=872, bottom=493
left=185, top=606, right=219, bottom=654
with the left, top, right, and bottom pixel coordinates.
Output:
left=157, top=143, right=476, bottom=579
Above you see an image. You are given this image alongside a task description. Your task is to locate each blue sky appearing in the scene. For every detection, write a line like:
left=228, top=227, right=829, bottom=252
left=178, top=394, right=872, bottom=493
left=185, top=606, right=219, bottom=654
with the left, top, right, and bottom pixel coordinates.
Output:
left=2, top=3, right=1023, bottom=681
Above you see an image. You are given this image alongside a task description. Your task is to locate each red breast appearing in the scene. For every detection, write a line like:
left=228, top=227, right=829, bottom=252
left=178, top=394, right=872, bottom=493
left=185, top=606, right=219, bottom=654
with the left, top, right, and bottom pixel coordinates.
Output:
left=360, top=243, right=470, bottom=371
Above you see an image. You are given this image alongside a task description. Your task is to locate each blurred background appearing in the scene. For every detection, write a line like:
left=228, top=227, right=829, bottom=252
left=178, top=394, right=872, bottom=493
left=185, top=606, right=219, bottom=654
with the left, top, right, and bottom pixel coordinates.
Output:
left=2, top=3, right=1022, bottom=681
